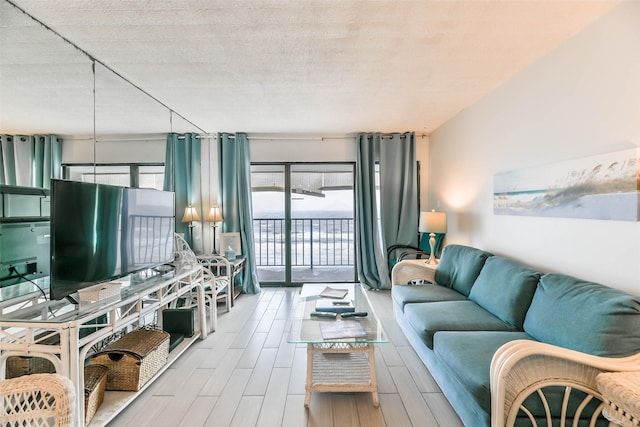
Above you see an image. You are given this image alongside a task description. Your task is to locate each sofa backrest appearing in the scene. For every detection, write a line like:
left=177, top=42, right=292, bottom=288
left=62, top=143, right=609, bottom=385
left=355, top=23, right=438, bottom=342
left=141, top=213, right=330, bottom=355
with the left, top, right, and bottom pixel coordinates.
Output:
left=468, top=256, right=541, bottom=330
left=523, top=273, right=640, bottom=357
left=434, top=245, right=493, bottom=297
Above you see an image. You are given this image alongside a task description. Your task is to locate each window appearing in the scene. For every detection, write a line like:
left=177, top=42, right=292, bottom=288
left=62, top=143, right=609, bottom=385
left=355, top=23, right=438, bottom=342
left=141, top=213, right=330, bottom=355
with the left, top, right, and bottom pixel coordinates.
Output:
left=63, top=164, right=164, bottom=190
left=251, top=163, right=356, bottom=285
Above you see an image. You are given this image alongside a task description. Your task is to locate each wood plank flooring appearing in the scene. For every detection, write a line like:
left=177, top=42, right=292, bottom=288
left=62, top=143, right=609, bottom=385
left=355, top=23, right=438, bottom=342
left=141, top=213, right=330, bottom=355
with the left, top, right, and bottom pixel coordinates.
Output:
left=110, top=286, right=464, bottom=427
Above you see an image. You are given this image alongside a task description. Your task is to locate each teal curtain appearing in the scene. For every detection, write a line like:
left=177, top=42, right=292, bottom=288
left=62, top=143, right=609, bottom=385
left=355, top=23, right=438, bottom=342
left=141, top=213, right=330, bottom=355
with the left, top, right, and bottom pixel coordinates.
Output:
left=355, top=134, right=389, bottom=289
left=218, top=132, right=260, bottom=294
left=380, top=132, right=418, bottom=250
left=355, top=132, right=417, bottom=289
left=0, top=134, right=62, bottom=188
left=163, top=133, right=201, bottom=248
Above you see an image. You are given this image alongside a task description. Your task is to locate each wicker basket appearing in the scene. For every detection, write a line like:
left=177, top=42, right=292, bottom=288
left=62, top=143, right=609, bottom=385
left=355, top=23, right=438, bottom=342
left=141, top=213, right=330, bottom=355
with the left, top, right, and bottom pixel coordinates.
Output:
left=84, top=364, right=108, bottom=424
left=6, top=355, right=56, bottom=379
left=6, top=332, right=60, bottom=378
left=78, top=281, right=122, bottom=302
left=89, top=328, right=169, bottom=391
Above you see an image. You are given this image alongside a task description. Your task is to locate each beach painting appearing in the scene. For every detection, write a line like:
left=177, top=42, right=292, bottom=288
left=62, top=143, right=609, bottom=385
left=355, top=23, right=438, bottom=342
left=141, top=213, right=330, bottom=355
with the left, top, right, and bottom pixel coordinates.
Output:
left=493, top=148, right=640, bottom=221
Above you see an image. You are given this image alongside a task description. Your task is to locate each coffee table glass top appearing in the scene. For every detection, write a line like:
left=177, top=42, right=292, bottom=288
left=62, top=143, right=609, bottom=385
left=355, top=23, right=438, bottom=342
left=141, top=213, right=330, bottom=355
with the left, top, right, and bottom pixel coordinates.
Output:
left=288, top=283, right=388, bottom=344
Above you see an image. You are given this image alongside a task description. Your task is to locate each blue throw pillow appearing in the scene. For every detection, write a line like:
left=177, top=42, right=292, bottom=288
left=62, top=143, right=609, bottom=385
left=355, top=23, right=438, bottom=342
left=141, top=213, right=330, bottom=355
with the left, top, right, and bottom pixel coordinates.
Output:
left=523, top=274, right=640, bottom=357
left=469, top=256, right=541, bottom=329
left=434, top=245, right=493, bottom=296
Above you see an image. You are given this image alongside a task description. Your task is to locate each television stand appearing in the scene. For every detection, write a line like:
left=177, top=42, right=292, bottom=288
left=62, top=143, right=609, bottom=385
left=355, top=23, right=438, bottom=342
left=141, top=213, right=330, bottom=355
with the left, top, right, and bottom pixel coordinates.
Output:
left=0, top=265, right=206, bottom=426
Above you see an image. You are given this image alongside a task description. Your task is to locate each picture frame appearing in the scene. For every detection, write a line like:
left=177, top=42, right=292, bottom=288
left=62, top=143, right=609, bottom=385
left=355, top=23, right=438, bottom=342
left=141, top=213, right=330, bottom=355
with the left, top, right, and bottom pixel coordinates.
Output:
left=493, top=147, right=640, bottom=221
left=219, top=232, right=242, bottom=255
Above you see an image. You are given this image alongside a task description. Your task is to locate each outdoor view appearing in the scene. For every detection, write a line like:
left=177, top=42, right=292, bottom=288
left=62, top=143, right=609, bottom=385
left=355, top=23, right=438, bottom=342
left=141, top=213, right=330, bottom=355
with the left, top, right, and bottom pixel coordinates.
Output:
left=251, top=163, right=356, bottom=284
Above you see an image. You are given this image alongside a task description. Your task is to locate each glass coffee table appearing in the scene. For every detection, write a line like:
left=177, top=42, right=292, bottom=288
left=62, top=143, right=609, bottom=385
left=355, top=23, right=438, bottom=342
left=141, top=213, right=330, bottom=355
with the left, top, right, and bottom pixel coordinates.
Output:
left=288, top=283, right=388, bottom=407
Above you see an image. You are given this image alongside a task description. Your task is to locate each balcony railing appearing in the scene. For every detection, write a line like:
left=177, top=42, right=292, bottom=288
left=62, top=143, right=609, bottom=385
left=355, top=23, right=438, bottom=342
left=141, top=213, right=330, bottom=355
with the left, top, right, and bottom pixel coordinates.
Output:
left=253, top=217, right=355, bottom=268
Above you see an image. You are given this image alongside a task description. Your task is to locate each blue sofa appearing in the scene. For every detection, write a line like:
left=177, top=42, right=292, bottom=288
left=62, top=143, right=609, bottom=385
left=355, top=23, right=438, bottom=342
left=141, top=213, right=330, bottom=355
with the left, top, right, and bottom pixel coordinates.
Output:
left=391, top=244, right=640, bottom=427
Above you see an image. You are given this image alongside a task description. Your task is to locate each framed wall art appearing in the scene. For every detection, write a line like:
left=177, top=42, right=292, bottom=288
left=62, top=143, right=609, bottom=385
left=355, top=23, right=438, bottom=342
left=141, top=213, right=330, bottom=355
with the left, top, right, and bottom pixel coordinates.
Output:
left=494, top=148, right=639, bottom=221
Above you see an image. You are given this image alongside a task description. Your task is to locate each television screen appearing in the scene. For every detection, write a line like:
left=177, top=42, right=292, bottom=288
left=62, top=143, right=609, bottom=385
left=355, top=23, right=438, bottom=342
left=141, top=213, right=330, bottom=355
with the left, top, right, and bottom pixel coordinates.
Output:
left=50, top=180, right=175, bottom=300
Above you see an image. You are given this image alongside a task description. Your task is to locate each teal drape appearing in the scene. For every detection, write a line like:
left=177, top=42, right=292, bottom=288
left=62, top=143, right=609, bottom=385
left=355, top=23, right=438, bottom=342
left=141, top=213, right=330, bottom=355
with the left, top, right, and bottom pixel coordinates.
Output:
left=0, top=134, right=62, bottom=188
left=355, top=132, right=417, bottom=289
left=218, top=132, right=260, bottom=294
left=163, top=133, right=201, bottom=248
left=379, top=132, right=418, bottom=250
left=355, top=134, right=388, bottom=289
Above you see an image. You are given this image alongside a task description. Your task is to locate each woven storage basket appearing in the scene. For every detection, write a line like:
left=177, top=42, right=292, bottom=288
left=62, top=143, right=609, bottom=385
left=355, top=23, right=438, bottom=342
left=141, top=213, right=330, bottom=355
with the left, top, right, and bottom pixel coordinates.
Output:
left=6, top=332, right=60, bottom=378
left=89, top=329, right=169, bottom=391
left=6, top=355, right=56, bottom=379
left=84, top=364, right=108, bottom=424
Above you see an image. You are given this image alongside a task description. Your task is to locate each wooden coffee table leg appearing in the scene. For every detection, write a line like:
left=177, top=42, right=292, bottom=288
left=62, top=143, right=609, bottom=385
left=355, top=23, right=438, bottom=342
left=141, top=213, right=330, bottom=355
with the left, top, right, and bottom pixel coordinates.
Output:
left=368, top=344, right=379, bottom=407
left=304, top=344, right=313, bottom=408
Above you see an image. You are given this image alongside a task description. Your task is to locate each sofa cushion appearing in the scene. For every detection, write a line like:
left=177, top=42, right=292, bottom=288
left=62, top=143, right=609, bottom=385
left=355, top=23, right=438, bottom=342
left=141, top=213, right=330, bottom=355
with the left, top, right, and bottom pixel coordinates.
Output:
left=391, top=284, right=466, bottom=312
left=404, top=300, right=518, bottom=349
left=433, top=331, right=533, bottom=414
left=523, top=273, right=640, bottom=357
left=468, top=256, right=541, bottom=330
left=434, top=245, right=493, bottom=296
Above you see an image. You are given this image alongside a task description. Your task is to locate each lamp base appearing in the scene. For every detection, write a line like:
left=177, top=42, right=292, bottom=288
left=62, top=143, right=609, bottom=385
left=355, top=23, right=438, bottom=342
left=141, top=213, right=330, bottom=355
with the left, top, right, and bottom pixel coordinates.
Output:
left=425, top=232, right=438, bottom=265
left=188, top=223, right=195, bottom=248
left=211, top=224, right=218, bottom=255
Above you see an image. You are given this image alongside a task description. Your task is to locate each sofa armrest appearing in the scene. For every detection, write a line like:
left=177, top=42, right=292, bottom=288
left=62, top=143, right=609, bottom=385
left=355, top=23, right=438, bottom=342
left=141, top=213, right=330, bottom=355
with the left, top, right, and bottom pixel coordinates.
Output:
left=490, top=339, right=640, bottom=427
left=391, top=260, right=437, bottom=285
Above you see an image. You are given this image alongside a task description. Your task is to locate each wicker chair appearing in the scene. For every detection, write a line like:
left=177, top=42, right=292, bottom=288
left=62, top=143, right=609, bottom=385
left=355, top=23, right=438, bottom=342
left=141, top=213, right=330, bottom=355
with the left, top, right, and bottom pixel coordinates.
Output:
left=491, top=339, right=640, bottom=427
left=0, top=373, right=76, bottom=427
left=173, top=233, right=228, bottom=332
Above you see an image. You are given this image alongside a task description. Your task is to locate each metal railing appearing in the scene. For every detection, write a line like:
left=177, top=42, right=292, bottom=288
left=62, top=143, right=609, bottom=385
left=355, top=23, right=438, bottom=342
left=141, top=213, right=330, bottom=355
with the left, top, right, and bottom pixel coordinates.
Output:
left=253, top=217, right=355, bottom=268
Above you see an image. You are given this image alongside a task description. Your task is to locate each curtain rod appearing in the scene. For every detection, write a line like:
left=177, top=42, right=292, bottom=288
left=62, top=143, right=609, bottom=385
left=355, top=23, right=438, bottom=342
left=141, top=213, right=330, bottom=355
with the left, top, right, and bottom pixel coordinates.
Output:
left=6, top=0, right=208, bottom=135
left=65, top=133, right=426, bottom=143
left=67, top=135, right=204, bottom=142
left=221, top=134, right=428, bottom=141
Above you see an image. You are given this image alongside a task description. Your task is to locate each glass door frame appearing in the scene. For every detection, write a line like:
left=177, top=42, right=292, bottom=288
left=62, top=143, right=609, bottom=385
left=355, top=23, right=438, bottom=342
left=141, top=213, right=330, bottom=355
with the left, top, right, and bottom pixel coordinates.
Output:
left=251, top=161, right=357, bottom=286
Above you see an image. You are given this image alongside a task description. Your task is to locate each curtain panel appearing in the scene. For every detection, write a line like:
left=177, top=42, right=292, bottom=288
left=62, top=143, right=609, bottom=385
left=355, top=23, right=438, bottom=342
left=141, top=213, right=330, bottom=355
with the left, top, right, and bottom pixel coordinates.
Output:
left=218, top=132, right=260, bottom=294
left=163, top=133, right=202, bottom=248
left=0, top=134, right=62, bottom=188
left=355, top=132, right=417, bottom=289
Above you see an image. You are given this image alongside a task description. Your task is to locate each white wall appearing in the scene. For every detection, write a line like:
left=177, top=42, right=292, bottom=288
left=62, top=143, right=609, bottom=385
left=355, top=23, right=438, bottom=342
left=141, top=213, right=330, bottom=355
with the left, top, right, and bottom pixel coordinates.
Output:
left=429, top=0, right=640, bottom=293
left=61, top=135, right=166, bottom=164
left=249, top=134, right=355, bottom=163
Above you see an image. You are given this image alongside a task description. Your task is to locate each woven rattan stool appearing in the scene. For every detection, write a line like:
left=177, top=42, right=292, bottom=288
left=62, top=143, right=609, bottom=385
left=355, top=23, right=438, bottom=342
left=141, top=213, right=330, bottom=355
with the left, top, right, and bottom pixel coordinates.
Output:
left=596, top=371, right=640, bottom=427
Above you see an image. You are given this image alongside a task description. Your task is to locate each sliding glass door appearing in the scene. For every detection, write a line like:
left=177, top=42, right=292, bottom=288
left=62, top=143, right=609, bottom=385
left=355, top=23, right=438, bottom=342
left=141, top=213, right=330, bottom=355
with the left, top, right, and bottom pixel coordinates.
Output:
left=251, top=163, right=356, bottom=285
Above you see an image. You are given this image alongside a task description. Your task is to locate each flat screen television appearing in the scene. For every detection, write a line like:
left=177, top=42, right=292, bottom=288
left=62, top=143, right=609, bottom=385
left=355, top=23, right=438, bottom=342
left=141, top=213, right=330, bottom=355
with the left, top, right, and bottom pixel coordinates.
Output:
left=50, top=179, right=175, bottom=300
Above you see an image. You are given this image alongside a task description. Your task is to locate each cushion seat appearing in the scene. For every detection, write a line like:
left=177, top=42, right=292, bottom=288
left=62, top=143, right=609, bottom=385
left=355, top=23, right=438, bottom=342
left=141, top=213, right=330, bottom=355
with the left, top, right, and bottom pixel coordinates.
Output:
left=433, top=331, right=533, bottom=414
left=404, top=300, right=519, bottom=349
left=392, top=283, right=467, bottom=312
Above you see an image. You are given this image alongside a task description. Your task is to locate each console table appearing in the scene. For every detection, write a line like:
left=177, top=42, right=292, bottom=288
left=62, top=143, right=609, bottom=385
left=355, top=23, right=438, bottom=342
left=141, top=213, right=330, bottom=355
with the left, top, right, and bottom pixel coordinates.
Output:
left=0, top=265, right=206, bottom=426
left=196, top=254, right=246, bottom=306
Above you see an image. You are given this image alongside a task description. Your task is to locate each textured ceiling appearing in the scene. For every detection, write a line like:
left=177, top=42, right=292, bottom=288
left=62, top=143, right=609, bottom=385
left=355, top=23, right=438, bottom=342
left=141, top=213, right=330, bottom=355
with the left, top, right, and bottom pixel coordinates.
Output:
left=0, top=0, right=619, bottom=136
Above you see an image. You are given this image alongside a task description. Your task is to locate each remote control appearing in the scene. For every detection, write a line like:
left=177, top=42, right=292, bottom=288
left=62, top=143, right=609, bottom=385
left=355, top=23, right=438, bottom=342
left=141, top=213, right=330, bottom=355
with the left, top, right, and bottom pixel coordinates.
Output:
left=310, top=311, right=338, bottom=319
left=341, top=312, right=368, bottom=318
left=332, top=300, right=351, bottom=306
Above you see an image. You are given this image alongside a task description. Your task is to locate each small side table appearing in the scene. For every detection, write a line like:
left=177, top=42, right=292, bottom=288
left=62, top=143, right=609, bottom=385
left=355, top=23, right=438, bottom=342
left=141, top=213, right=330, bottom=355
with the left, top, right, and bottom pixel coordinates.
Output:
left=391, top=259, right=438, bottom=286
left=196, top=255, right=246, bottom=307
left=596, top=371, right=640, bottom=427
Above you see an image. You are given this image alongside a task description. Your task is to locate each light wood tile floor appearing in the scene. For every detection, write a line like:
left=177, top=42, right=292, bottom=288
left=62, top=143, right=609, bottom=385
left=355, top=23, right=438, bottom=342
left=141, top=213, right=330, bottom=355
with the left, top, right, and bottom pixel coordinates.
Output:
left=110, top=286, right=464, bottom=427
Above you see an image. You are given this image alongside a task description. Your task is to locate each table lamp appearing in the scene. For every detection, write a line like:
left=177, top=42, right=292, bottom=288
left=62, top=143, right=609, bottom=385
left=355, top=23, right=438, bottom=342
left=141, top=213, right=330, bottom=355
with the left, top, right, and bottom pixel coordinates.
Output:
left=418, top=210, right=447, bottom=265
left=205, top=206, right=224, bottom=254
left=181, top=205, right=200, bottom=246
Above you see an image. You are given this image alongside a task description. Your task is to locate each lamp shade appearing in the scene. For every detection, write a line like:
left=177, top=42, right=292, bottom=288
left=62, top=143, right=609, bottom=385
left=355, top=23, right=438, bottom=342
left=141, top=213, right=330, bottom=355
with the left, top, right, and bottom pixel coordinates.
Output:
left=181, top=205, right=200, bottom=223
left=419, top=211, right=447, bottom=234
left=205, top=206, right=224, bottom=223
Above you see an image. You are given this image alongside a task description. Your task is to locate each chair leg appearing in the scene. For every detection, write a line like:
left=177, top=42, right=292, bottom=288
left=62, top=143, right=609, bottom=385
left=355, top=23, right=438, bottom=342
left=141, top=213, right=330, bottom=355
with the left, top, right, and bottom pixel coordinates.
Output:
left=209, top=294, right=217, bottom=332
